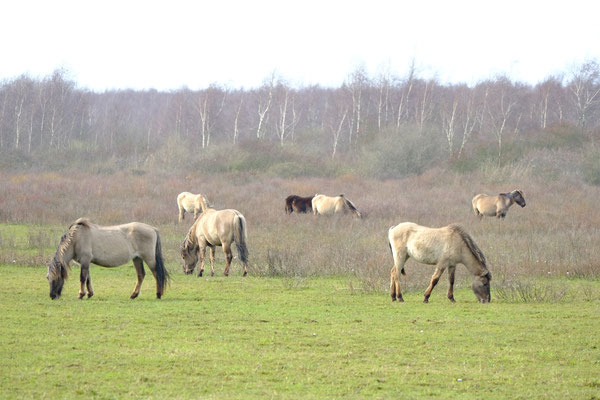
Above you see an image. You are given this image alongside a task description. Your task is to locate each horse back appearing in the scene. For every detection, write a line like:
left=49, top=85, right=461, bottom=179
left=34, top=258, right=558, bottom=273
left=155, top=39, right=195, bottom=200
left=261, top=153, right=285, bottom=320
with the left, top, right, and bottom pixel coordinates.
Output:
left=196, top=209, right=240, bottom=246
left=87, top=222, right=156, bottom=267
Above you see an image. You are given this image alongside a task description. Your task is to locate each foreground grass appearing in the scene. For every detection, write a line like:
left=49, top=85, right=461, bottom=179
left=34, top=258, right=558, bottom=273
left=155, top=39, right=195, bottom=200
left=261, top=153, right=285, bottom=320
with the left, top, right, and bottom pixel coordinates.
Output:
left=1, top=265, right=599, bottom=399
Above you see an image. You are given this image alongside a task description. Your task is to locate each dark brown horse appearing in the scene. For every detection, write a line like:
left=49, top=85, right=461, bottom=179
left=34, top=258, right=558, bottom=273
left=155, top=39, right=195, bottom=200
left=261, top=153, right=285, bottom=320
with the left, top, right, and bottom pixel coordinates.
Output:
left=285, top=195, right=314, bottom=214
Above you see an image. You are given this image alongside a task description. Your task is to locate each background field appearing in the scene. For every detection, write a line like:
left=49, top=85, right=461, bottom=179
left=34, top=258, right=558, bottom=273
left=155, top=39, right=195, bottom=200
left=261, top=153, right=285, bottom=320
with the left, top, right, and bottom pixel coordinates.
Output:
left=1, top=166, right=600, bottom=398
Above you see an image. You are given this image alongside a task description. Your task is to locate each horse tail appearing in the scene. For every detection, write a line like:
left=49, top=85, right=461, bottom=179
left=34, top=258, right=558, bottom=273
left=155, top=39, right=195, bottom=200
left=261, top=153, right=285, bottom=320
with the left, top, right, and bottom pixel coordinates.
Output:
left=285, top=195, right=294, bottom=214
left=233, top=213, right=249, bottom=266
left=198, top=195, right=209, bottom=213
left=154, top=230, right=171, bottom=297
left=387, top=226, right=405, bottom=276
left=471, top=195, right=481, bottom=216
left=343, top=197, right=362, bottom=219
left=451, top=224, right=489, bottom=278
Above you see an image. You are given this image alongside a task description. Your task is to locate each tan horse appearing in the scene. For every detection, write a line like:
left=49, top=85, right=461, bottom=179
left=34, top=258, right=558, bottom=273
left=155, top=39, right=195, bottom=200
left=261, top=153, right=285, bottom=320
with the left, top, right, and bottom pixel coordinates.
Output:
left=181, top=197, right=249, bottom=277
left=47, top=218, right=170, bottom=300
left=472, top=190, right=526, bottom=219
left=312, top=194, right=362, bottom=218
left=388, top=222, right=491, bottom=303
left=177, top=192, right=210, bottom=222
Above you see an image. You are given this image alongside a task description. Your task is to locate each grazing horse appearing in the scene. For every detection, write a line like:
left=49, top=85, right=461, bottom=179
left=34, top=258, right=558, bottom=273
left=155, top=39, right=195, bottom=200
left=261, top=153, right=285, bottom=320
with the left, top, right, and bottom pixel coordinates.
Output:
left=47, top=218, right=170, bottom=300
left=177, top=192, right=210, bottom=222
left=472, top=190, right=526, bottom=219
left=388, top=222, right=491, bottom=303
left=181, top=196, right=249, bottom=277
left=312, top=194, right=362, bottom=218
left=285, top=195, right=314, bottom=214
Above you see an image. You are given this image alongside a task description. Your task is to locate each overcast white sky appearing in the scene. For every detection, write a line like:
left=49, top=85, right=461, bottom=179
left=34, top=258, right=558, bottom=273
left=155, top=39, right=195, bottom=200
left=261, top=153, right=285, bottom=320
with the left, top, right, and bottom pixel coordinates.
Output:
left=2, top=0, right=599, bottom=91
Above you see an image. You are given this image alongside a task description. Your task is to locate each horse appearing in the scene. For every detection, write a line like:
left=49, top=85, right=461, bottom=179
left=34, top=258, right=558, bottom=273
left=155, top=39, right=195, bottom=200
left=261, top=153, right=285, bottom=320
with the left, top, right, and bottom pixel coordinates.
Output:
left=47, top=218, right=170, bottom=300
left=472, top=190, right=526, bottom=219
left=177, top=192, right=210, bottom=222
left=312, top=194, right=362, bottom=218
left=285, top=194, right=314, bottom=214
left=388, top=222, right=491, bottom=303
left=181, top=196, right=249, bottom=277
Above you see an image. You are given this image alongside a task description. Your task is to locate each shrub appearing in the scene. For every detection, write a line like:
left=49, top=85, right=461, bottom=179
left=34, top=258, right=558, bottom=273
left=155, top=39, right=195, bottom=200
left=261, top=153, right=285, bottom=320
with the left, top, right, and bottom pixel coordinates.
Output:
left=583, top=147, right=600, bottom=185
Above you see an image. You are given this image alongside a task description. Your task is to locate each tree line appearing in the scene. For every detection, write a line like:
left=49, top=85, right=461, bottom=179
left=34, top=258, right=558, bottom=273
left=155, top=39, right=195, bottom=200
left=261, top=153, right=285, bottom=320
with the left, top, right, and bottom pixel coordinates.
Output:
left=0, top=61, right=599, bottom=165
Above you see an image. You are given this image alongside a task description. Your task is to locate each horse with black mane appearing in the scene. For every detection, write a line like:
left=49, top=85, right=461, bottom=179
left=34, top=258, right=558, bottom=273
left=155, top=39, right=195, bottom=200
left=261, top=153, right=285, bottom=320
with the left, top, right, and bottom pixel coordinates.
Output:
left=312, top=194, right=362, bottom=218
left=47, top=218, right=170, bottom=300
left=472, top=189, right=526, bottom=219
left=285, top=195, right=314, bottom=214
left=181, top=196, right=249, bottom=277
left=388, top=222, right=491, bottom=303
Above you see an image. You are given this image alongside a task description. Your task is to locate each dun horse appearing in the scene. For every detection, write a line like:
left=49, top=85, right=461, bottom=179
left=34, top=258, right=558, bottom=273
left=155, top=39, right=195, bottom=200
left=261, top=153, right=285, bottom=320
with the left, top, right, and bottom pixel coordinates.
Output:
left=285, top=195, right=314, bottom=214
left=181, top=196, right=249, bottom=277
left=177, top=192, right=210, bottom=222
left=47, top=218, right=170, bottom=300
left=312, top=194, right=362, bottom=218
left=388, top=222, right=491, bottom=303
left=472, top=190, right=526, bottom=219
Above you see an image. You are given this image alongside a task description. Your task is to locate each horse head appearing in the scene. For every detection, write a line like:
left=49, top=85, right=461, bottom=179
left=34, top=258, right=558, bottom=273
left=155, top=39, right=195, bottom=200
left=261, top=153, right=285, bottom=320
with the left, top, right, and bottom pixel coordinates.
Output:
left=472, top=271, right=491, bottom=303
left=180, top=238, right=199, bottom=275
left=513, top=190, right=526, bottom=207
left=47, top=259, right=68, bottom=300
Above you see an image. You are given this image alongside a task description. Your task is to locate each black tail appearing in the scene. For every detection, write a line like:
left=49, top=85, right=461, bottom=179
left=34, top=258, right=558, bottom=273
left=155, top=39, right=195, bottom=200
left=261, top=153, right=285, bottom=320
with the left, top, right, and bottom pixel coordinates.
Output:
left=233, top=214, right=249, bottom=266
left=154, top=230, right=171, bottom=297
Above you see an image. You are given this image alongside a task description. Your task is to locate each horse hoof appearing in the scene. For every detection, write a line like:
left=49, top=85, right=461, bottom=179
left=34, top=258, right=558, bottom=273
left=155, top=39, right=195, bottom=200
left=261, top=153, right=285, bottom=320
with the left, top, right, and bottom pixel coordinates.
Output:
left=423, top=299, right=429, bottom=304
left=130, top=293, right=138, bottom=299
left=87, top=293, right=94, bottom=299
left=448, top=297, right=456, bottom=303
left=198, top=271, right=203, bottom=277
left=398, top=296, right=404, bottom=302
left=156, top=292, right=162, bottom=299
left=243, top=272, right=247, bottom=277
left=78, top=294, right=85, bottom=300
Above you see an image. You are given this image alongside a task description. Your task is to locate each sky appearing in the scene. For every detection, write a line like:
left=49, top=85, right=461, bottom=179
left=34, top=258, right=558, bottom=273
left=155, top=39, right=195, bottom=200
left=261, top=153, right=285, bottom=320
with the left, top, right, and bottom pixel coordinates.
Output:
left=2, top=0, right=600, bottom=91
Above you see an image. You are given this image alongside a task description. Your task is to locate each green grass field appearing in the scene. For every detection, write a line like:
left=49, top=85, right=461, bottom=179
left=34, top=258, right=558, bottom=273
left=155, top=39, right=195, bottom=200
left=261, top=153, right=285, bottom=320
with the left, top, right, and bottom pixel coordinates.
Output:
left=1, top=264, right=599, bottom=399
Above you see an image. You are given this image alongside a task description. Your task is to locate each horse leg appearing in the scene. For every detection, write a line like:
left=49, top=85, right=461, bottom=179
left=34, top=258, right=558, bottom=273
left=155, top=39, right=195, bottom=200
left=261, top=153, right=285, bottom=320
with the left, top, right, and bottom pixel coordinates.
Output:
left=198, top=246, right=206, bottom=277
left=390, top=252, right=408, bottom=302
left=130, top=257, right=145, bottom=299
left=209, top=246, right=216, bottom=276
left=85, top=273, right=94, bottom=298
left=223, top=244, right=233, bottom=276
left=78, top=258, right=92, bottom=299
left=447, top=266, right=456, bottom=302
left=145, top=259, right=162, bottom=299
left=178, top=204, right=185, bottom=222
left=389, top=267, right=399, bottom=301
left=424, top=263, right=447, bottom=303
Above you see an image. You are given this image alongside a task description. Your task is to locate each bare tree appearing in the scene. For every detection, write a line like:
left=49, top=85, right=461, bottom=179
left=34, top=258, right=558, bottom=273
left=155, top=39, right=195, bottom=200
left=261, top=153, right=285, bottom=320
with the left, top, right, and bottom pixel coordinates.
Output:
left=345, top=65, right=369, bottom=145
left=395, top=59, right=416, bottom=131
left=484, top=78, right=517, bottom=164
left=233, top=93, right=244, bottom=145
left=568, top=60, right=600, bottom=133
left=256, top=75, right=274, bottom=140
left=326, top=90, right=351, bottom=159
left=376, top=66, right=392, bottom=132
left=196, top=84, right=226, bottom=148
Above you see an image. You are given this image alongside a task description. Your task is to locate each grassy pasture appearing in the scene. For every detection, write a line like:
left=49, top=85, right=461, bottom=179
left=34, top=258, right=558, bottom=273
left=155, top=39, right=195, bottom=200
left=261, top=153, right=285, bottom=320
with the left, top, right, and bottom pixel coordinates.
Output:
left=1, top=169, right=600, bottom=398
left=1, top=265, right=599, bottom=399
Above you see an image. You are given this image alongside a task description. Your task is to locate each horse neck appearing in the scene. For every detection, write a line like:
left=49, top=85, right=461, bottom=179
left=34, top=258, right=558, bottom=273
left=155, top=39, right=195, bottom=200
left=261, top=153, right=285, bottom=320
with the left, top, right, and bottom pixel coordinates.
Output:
left=55, top=238, right=75, bottom=266
left=463, top=251, right=488, bottom=278
left=185, top=221, right=201, bottom=248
